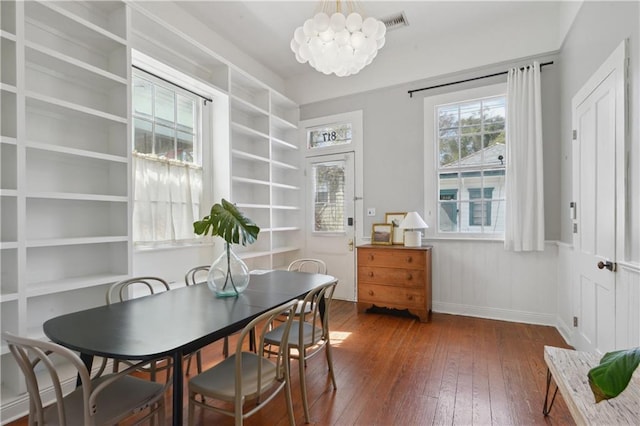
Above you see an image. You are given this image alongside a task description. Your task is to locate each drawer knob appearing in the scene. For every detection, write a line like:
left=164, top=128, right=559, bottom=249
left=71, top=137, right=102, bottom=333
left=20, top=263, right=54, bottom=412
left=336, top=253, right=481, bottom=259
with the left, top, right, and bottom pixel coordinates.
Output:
left=369, top=254, right=374, bottom=261
left=406, top=273, right=413, bottom=280
left=407, top=295, right=414, bottom=300
left=368, top=290, right=374, bottom=296
left=406, top=256, right=413, bottom=263
left=368, top=271, right=374, bottom=277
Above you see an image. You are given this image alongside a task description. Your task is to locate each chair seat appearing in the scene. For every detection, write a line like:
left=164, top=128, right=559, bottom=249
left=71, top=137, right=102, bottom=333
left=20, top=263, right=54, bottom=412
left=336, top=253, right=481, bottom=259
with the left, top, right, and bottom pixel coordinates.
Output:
left=189, top=352, right=278, bottom=402
left=265, top=321, right=323, bottom=349
left=44, top=375, right=165, bottom=426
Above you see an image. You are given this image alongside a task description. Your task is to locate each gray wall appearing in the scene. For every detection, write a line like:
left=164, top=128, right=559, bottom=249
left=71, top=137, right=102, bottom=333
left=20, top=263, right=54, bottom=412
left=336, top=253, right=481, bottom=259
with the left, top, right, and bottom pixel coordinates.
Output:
left=558, top=1, right=639, bottom=261
left=301, top=54, right=562, bottom=241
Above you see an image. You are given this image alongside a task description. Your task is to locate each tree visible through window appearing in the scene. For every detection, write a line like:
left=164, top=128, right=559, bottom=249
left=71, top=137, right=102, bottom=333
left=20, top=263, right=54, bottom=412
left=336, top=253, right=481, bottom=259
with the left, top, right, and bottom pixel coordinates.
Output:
left=436, top=96, right=506, bottom=234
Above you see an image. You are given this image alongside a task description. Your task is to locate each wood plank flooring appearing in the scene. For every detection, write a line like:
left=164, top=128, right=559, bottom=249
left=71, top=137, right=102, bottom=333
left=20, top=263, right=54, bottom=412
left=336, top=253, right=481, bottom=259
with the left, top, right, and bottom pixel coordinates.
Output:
left=6, top=301, right=575, bottom=425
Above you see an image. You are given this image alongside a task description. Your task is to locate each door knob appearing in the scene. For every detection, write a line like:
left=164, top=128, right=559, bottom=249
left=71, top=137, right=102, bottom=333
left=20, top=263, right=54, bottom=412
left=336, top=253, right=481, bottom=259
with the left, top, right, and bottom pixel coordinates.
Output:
left=348, top=239, right=354, bottom=252
left=597, top=260, right=616, bottom=272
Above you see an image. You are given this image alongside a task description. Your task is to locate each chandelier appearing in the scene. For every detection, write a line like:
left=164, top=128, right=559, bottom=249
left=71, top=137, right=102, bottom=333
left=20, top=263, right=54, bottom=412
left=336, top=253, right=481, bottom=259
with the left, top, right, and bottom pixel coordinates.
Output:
left=290, top=1, right=386, bottom=77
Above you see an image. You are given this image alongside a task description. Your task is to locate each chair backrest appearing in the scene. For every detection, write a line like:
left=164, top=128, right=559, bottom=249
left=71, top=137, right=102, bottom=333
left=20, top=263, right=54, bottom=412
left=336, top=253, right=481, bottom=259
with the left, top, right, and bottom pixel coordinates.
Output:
left=184, top=265, right=210, bottom=286
left=106, top=276, right=170, bottom=304
left=235, top=299, right=298, bottom=397
left=287, top=258, right=327, bottom=274
left=2, top=331, right=93, bottom=425
left=298, top=280, right=337, bottom=345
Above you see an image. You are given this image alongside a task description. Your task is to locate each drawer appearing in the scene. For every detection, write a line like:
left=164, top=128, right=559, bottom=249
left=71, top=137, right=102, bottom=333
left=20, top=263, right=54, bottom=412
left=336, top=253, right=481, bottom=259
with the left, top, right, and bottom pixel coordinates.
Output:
left=358, top=266, right=425, bottom=287
left=358, top=248, right=426, bottom=269
left=358, top=283, right=425, bottom=309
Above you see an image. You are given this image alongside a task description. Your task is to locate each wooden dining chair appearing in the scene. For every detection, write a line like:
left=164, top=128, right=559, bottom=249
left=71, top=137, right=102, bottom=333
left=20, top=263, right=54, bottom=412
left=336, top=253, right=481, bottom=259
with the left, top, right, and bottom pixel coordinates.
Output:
left=105, top=276, right=173, bottom=381
left=187, top=299, right=298, bottom=426
left=264, top=280, right=338, bottom=423
left=2, top=331, right=168, bottom=426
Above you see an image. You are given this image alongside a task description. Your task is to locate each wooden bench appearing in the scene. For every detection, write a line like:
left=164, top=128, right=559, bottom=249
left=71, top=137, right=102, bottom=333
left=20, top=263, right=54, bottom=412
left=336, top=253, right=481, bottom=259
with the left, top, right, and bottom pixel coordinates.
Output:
left=543, top=345, right=640, bottom=425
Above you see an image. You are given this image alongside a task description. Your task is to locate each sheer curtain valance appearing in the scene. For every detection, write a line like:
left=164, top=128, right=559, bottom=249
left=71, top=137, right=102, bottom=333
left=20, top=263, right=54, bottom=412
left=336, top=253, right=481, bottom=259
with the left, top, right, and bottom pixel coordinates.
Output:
left=504, top=61, right=545, bottom=252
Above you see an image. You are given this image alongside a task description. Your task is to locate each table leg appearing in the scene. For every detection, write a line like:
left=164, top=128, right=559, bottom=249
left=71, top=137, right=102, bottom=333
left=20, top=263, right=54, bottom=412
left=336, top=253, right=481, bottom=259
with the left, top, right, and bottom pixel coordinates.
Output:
left=172, top=351, right=184, bottom=426
left=543, top=368, right=559, bottom=416
left=78, top=353, right=93, bottom=387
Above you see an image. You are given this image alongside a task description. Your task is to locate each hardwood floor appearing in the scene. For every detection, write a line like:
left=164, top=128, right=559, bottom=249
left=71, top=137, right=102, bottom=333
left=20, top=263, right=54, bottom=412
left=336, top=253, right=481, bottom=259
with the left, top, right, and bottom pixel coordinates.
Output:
left=6, top=301, right=575, bottom=425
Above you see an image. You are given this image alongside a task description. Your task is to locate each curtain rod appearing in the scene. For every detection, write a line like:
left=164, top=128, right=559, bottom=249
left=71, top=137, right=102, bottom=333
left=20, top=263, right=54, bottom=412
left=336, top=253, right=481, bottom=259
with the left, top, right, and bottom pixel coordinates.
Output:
left=407, top=61, right=554, bottom=98
left=132, top=64, right=213, bottom=105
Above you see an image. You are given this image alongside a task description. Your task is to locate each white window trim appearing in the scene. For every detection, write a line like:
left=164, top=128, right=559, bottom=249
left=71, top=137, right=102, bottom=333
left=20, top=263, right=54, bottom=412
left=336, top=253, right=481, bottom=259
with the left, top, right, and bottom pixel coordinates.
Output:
left=424, top=83, right=506, bottom=240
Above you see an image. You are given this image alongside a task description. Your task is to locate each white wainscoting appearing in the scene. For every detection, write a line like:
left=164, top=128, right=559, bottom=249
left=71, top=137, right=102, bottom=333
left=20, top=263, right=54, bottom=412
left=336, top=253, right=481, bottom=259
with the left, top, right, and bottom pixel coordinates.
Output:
left=429, top=240, right=558, bottom=326
left=556, top=242, right=575, bottom=343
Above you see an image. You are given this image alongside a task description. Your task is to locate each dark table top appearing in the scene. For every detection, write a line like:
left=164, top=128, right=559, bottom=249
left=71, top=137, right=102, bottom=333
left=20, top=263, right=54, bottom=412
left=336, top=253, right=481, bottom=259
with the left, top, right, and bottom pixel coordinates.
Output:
left=43, top=270, right=337, bottom=361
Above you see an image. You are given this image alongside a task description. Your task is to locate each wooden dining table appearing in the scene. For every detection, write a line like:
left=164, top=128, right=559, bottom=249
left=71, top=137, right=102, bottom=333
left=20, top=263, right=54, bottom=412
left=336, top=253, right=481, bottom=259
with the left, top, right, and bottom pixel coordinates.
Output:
left=43, top=270, right=337, bottom=426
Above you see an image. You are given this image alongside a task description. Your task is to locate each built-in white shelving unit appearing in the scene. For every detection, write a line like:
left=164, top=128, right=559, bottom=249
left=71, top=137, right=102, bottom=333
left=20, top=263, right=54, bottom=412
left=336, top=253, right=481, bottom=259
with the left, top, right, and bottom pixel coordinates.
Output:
left=229, top=71, right=302, bottom=270
left=1, top=1, right=301, bottom=421
left=0, top=0, right=131, bottom=419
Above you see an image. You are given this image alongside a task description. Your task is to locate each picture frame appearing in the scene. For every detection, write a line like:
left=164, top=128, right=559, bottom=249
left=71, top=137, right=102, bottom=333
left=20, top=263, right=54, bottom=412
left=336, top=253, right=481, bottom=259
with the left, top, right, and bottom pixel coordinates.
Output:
left=385, top=212, right=407, bottom=245
left=371, top=223, right=393, bottom=245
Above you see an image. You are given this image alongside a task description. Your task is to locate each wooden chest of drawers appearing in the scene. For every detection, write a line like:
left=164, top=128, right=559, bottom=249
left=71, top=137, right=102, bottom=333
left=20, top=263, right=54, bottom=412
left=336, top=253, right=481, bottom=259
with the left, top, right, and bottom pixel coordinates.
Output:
left=357, top=244, right=432, bottom=322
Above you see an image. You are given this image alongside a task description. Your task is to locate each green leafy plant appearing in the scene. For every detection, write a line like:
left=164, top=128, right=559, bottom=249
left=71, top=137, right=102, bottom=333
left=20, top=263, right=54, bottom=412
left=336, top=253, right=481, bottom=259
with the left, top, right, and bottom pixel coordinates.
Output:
left=193, top=199, right=260, bottom=294
left=588, top=347, right=640, bottom=402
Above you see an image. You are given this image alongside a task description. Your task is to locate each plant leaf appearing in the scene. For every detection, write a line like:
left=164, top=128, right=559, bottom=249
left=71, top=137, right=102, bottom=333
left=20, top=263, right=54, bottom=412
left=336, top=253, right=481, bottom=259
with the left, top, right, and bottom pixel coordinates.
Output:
left=587, top=347, right=640, bottom=403
left=193, top=199, right=260, bottom=246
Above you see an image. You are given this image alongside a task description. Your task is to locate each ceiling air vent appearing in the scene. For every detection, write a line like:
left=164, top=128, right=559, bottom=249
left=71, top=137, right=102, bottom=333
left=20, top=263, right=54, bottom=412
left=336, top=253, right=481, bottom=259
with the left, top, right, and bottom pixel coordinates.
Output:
left=380, top=11, right=409, bottom=31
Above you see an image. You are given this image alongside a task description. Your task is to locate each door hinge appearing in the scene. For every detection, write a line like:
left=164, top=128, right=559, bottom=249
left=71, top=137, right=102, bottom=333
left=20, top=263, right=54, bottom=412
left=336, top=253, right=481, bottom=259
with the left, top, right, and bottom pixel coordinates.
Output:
left=573, top=316, right=578, bottom=327
left=569, top=201, right=576, bottom=220
left=572, top=129, right=577, bottom=140
left=573, top=223, right=578, bottom=233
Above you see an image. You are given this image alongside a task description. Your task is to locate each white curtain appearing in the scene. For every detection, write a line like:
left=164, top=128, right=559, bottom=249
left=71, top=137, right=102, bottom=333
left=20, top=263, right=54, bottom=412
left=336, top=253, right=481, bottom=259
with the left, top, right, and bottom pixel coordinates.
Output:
left=133, top=153, right=202, bottom=244
left=504, top=61, right=545, bottom=251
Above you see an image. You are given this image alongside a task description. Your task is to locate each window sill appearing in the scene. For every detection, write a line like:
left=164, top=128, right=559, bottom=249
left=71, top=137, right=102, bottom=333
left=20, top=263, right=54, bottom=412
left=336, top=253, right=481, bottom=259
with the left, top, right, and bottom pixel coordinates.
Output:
left=425, top=235, right=505, bottom=243
left=134, top=240, right=215, bottom=253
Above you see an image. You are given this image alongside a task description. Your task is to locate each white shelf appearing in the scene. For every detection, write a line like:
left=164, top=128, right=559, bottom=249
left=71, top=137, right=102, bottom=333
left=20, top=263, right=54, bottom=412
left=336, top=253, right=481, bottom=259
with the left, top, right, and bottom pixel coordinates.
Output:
left=271, top=136, right=298, bottom=150
left=26, top=140, right=128, bottom=163
left=272, top=205, right=300, bottom=211
left=232, top=149, right=270, bottom=164
left=26, top=92, right=127, bottom=124
left=270, top=227, right=301, bottom=232
left=271, top=114, right=297, bottom=131
left=272, top=182, right=299, bottom=190
left=271, top=246, right=300, bottom=255
left=232, top=176, right=270, bottom=186
left=231, top=94, right=269, bottom=117
left=26, top=236, right=128, bottom=248
left=237, top=250, right=272, bottom=260
left=0, top=293, right=19, bottom=303
left=25, top=1, right=127, bottom=49
left=0, top=189, right=18, bottom=197
left=231, top=121, right=269, bottom=140
left=235, top=203, right=271, bottom=210
left=26, top=192, right=128, bottom=203
left=0, top=83, right=17, bottom=94
left=272, top=160, right=299, bottom=170
left=26, top=273, right=129, bottom=298
left=0, top=29, right=16, bottom=42
left=0, top=242, right=18, bottom=250
left=0, top=136, right=17, bottom=145
left=26, top=41, right=127, bottom=87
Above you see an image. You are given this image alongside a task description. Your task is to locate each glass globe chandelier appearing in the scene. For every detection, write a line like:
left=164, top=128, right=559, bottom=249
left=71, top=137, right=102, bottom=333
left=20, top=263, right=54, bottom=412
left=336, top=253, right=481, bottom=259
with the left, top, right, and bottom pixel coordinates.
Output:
left=290, top=1, right=386, bottom=77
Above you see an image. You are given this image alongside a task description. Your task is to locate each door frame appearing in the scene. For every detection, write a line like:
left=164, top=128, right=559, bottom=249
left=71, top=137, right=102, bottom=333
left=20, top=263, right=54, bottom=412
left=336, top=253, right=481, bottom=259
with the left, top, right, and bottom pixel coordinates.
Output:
left=571, top=40, right=628, bottom=351
left=299, top=110, right=365, bottom=245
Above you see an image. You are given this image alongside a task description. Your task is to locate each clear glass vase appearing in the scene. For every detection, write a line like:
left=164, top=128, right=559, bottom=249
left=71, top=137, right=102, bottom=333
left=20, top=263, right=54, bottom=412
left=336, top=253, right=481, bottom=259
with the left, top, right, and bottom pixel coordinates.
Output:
left=207, top=243, right=250, bottom=297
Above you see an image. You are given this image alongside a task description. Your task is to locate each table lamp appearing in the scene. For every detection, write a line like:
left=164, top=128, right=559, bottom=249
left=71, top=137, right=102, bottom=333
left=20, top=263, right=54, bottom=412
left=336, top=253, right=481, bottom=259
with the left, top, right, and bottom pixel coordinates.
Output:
left=399, top=212, right=429, bottom=247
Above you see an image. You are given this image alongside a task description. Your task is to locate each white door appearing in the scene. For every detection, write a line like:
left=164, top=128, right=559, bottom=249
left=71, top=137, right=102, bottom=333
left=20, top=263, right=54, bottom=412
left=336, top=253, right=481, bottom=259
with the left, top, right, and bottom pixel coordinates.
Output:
left=572, top=41, right=626, bottom=353
left=305, top=153, right=356, bottom=301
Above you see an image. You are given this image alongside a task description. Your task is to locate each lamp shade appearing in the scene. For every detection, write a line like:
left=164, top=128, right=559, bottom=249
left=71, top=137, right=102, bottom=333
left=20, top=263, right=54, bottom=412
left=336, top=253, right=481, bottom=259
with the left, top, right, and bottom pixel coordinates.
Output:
left=399, top=212, right=429, bottom=229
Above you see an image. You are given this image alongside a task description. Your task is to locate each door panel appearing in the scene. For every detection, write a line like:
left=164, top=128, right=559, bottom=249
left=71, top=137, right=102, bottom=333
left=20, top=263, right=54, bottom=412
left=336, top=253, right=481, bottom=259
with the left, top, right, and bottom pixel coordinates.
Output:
left=305, top=153, right=356, bottom=301
left=572, top=57, right=621, bottom=353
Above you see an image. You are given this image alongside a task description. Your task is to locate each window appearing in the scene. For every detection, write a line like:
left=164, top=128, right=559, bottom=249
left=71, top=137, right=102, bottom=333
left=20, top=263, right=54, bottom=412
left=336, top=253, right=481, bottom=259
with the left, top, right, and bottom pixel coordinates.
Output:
left=307, top=122, right=352, bottom=149
left=312, top=160, right=346, bottom=232
left=132, top=67, right=207, bottom=245
left=425, top=84, right=506, bottom=237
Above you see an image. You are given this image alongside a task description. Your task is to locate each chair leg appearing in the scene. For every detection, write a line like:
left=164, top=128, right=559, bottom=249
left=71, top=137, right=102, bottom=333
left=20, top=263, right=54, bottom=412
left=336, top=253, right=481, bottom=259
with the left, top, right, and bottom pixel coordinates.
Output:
left=299, top=351, right=311, bottom=423
left=185, top=355, right=193, bottom=375
left=284, top=361, right=295, bottom=426
left=325, top=342, right=337, bottom=389
left=196, top=350, right=203, bottom=374
left=188, top=394, right=195, bottom=426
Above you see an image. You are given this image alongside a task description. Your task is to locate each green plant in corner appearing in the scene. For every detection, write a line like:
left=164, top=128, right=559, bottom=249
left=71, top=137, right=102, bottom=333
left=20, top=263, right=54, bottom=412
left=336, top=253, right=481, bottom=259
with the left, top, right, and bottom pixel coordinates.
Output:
left=193, top=199, right=260, bottom=295
left=588, top=347, right=640, bottom=403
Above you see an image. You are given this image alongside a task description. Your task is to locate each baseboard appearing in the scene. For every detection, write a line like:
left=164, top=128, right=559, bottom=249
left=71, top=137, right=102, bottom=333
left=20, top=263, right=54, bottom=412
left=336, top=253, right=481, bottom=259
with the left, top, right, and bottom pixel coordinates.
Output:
left=432, top=301, right=556, bottom=326
left=555, top=316, right=574, bottom=347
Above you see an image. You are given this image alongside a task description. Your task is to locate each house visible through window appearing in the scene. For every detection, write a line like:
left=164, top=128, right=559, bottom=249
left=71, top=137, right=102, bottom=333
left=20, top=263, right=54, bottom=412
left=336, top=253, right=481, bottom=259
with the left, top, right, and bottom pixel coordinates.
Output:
left=436, top=95, right=506, bottom=235
left=132, top=68, right=206, bottom=244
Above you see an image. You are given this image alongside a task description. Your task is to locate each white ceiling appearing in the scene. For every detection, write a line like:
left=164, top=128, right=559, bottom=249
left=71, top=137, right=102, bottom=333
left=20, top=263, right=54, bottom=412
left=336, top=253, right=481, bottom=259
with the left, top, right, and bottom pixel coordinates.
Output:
left=175, top=1, right=582, bottom=104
